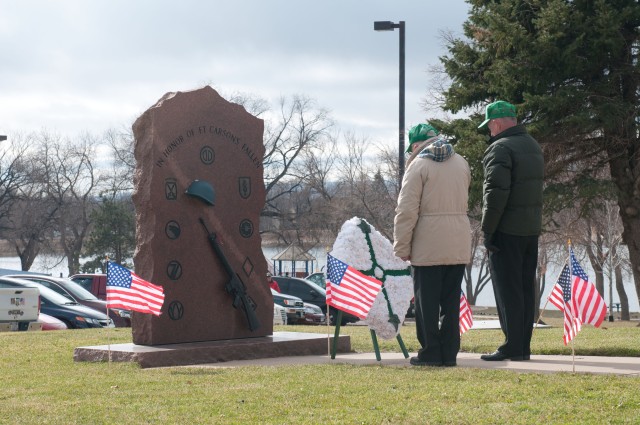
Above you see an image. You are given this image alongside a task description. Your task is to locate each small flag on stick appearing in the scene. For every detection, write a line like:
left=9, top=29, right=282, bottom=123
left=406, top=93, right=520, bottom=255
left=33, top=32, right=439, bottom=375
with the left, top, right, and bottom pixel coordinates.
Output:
left=459, top=291, right=473, bottom=335
left=568, top=247, right=607, bottom=328
left=106, top=261, right=165, bottom=316
left=546, top=246, right=607, bottom=345
left=326, top=254, right=383, bottom=320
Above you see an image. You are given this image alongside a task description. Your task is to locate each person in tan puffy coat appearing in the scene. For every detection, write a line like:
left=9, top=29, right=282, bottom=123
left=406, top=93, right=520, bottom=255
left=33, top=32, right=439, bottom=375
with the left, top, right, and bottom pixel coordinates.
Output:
left=394, top=123, right=471, bottom=367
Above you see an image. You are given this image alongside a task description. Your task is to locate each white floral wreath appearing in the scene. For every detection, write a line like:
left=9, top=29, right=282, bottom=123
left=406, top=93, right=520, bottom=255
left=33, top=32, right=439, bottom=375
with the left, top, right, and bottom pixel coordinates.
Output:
left=331, top=217, right=413, bottom=339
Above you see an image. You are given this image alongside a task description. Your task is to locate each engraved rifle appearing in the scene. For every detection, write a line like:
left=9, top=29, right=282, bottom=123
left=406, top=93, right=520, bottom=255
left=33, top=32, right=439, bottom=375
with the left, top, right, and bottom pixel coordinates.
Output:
left=199, top=218, right=260, bottom=331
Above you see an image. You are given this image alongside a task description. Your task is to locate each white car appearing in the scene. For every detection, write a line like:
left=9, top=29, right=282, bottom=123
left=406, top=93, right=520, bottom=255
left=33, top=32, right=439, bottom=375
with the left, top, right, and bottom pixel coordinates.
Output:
left=0, top=287, right=41, bottom=331
left=273, top=303, right=287, bottom=326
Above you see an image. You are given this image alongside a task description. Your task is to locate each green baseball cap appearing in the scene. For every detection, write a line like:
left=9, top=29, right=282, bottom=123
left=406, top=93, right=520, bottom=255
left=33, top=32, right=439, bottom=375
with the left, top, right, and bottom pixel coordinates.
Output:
left=478, top=100, right=516, bottom=128
left=407, top=123, right=439, bottom=153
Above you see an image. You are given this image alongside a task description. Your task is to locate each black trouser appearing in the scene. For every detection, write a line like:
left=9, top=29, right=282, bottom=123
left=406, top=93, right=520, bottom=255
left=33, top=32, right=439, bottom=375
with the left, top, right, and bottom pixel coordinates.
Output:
left=488, top=232, right=538, bottom=357
left=413, top=264, right=465, bottom=364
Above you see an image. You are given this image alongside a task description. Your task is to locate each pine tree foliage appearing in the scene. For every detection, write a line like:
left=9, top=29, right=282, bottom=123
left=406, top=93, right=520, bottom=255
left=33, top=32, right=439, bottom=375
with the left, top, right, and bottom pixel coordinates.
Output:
left=83, top=196, right=135, bottom=267
left=438, top=0, right=640, bottom=303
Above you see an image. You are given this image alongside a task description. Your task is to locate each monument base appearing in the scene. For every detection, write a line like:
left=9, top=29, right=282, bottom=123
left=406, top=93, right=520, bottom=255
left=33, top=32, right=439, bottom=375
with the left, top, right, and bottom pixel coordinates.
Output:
left=74, top=331, right=351, bottom=368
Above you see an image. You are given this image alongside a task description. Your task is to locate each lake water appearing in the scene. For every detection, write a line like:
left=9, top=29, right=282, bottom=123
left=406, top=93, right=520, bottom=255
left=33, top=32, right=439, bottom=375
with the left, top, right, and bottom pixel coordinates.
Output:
left=2, top=250, right=638, bottom=312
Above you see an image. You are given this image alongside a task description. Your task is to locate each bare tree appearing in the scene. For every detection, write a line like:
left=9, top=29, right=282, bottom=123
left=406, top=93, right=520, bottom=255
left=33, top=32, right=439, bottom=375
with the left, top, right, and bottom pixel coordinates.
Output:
left=35, top=131, right=105, bottom=275
left=332, top=133, right=396, bottom=239
left=103, top=127, right=135, bottom=196
left=0, top=132, right=51, bottom=270
left=584, top=217, right=606, bottom=297
left=0, top=133, right=31, bottom=231
left=533, top=234, right=564, bottom=321
left=614, top=258, right=631, bottom=321
left=302, top=134, right=339, bottom=203
left=5, top=144, right=61, bottom=271
left=584, top=202, right=629, bottom=321
left=261, top=95, right=333, bottom=223
left=227, top=91, right=270, bottom=118
left=464, top=218, right=491, bottom=305
left=374, top=143, right=400, bottom=199
left=260, top=126, right=403, bottom=251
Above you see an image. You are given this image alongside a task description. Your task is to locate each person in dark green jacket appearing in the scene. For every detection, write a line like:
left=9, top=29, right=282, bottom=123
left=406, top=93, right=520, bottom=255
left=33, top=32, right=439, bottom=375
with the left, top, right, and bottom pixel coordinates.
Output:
left=478, top=101, right=544, bottom=362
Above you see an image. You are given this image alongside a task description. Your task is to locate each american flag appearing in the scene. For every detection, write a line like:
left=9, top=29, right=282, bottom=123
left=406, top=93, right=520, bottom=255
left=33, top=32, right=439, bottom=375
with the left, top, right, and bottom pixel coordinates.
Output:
left=547, top=263, right=568, bottom=311
left=547, top=247, right=607, bottom=345
left=569, top=248, right=607, bottom=327
left=550, top=264, right=581, bottom=344
left=326, top=254, right=383, bottom=320
left=459, top=291, right=473, bottom=335
left=106, top=262, right=165, bottom=316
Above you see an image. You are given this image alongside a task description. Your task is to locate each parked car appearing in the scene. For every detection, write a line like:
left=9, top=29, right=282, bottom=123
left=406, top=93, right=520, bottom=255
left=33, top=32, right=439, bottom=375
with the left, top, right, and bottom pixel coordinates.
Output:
left=38, top=313, right=68, bottom=331
left=0, top=277, right=114, bottom=329
left=273, top=303, right=287, bottom=326
left=273, top=275, right=359, bottom=325
left=0, top=286, right=40, bottom=331
left=305, top=272, right=326, bottom=289
left=301, top=302, right=326, bottom=325
left=271, top=288, right=305, bottom=324
left=69, top=273, right=107, bottom=300
left=5, top=274, right=131, bottom=327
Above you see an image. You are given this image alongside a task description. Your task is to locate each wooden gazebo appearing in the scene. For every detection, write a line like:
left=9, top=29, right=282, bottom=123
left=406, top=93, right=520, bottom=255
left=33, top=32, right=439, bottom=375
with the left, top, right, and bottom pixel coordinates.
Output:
left=271, top=244, right=316, bottom=277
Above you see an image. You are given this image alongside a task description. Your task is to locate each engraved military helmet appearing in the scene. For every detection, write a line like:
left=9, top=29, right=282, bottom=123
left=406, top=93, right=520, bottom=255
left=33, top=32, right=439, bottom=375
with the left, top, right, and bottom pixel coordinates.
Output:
left=185, top=179, right=216, bottom=206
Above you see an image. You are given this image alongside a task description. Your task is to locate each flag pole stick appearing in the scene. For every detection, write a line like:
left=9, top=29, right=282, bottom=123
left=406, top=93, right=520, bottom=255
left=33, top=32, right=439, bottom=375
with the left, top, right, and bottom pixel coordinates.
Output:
left=324, top=247, right=331, bottom=358
left=104, top=257, right=112, bottom=364
left=331, top=311, right=343, bottom=359
left=107, top=304, right=112, bottom=364
left=571, top=337, right=575, bottom=373
left=326, top=305, right=331, bottom=357
left=567, top=241, right=576, bottom=373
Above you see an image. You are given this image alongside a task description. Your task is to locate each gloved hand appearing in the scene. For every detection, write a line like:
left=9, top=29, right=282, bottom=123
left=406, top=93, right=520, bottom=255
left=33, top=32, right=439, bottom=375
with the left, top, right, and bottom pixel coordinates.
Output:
left=483, top=232, right=500, bottom=253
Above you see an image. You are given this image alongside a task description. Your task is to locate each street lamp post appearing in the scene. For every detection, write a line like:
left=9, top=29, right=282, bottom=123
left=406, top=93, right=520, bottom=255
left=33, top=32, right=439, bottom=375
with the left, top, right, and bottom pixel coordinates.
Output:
left=374, top=20, right=405, bottom=189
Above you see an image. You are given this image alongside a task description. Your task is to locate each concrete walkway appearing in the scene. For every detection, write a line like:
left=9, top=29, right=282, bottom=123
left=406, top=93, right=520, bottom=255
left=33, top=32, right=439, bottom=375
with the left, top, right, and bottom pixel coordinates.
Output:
left=187, top=351, right=640, bottom=376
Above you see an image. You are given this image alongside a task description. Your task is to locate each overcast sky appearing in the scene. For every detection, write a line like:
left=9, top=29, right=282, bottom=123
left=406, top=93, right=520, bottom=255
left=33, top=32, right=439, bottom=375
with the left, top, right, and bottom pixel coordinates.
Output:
left=1, top=0, right=471, bottom=145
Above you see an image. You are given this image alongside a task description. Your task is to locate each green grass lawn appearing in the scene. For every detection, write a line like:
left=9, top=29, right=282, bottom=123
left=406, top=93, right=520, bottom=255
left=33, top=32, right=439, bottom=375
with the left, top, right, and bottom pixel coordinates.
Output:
left=2, top=319, right=639, bottom=424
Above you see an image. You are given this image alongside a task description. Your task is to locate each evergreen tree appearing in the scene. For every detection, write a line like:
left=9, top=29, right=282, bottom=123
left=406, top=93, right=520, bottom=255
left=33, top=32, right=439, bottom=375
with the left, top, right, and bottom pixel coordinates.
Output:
left=438, top=0, right=640, bottom=306
left=83, top=196, right=135, bottom=269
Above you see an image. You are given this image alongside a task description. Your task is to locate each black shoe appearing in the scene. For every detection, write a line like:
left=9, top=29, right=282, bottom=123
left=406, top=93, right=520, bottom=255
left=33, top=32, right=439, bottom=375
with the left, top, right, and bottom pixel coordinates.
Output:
left=480, top=351, right=524, bottom=361
left=410, top=356, right=442, bottom=366
left=443, top=361, right=457, bottom=367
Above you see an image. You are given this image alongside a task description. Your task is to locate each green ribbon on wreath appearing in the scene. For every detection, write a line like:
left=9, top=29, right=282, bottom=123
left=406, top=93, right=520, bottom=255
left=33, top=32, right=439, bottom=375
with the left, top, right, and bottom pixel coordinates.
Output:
left=356, top=220, right=411, bottom=331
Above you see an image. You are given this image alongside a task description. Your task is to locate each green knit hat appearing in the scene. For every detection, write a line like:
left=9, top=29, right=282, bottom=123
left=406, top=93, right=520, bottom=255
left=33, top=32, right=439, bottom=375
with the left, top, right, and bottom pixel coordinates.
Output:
left=407, top=123, right=439, bottom=153
left=478, top=100, right=516, bottom=128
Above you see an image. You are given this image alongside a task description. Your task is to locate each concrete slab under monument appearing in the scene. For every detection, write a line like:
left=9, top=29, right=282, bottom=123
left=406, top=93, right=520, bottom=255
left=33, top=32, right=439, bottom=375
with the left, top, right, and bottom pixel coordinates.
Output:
left=74, top=332, right=351, bottom=369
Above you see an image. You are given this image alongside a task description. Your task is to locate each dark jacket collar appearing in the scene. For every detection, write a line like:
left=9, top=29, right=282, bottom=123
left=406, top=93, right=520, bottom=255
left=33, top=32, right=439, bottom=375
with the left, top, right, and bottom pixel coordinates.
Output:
left=487, top=124, right=527, bottom=145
